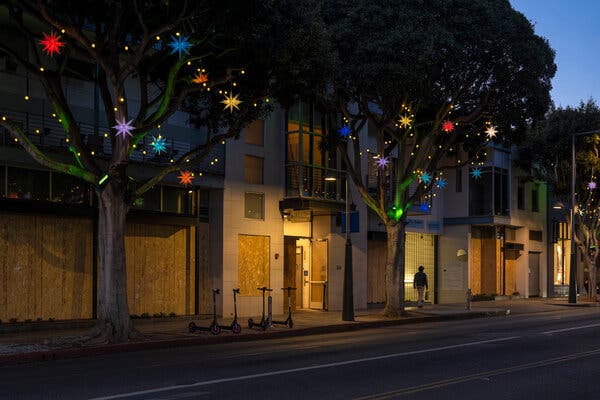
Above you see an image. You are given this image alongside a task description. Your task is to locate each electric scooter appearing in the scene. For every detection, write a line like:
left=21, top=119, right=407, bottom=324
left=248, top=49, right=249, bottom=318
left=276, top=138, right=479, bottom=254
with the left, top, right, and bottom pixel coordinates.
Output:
left=219, top=288, right=242, bottom=334
left=188, top=289, right=221, bottom=335
left=248, top=286, right=272, bottom=330
left=271, top=287, right=297, bottom=328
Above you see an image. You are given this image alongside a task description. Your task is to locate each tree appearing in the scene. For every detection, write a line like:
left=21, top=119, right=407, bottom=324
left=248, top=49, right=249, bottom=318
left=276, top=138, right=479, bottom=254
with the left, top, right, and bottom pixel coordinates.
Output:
left=519, top=101, right=600, bottom=299
left=0, top=0, right=329, bottom=342
left=321, top=0, right=555, bottom=316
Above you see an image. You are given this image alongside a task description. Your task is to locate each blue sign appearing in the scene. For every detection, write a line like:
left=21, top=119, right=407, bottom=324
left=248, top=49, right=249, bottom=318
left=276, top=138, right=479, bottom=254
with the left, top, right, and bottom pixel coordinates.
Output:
left=341, top=211, right=360, bottom=233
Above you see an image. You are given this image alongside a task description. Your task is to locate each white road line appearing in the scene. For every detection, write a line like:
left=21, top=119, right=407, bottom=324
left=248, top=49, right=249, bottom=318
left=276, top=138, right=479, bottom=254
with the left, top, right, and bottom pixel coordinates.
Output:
left=88, top=336, right=519, bottom=400
left=543, top=322, right=600, bottom=335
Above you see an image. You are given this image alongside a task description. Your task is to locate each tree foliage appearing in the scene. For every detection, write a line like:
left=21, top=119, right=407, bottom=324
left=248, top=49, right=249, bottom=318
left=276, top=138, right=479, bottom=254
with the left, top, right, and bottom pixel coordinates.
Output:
left=321, top=0, right=556, bottom=315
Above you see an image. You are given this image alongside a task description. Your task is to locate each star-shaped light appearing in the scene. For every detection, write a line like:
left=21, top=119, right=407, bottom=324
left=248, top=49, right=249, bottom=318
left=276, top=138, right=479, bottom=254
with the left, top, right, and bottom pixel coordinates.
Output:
left=178, top=170, right=194, bottom=186
left=39, top=32, right=65, bottom=56
left=168, top=35, right=191, bottom=58
left=442, top=120, right=454, bottom=132
left=192, top=72, right=208, bottom=84
left=112, top=118, right=135, bottom=139
left=150, top=135, right=168, bottom=154
left=436, top=178, right=447, bottom=188
left=399, top=115, right=412, bottom=128
left=485, top=125, right=498, bottom=139
left=221, top=93, right=242, bottom=112
left=588, top=181, right=597, bottom=190
left=338, top=125, right=350, bottom=138
left=376, top=156, right=390, bottom=169
left=420, top=203, right=429, bottom=212
left=471, top=168, right=482, bottom=179
left=420, top=172, right=432, bottom=184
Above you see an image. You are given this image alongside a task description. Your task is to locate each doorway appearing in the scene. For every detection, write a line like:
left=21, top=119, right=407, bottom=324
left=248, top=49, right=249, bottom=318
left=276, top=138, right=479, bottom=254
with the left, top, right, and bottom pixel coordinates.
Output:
left=529, top=252, right=540, bottom=297
left=310, top=239, right=328, bottom=309
left=283, top=236, right=303, bottom=312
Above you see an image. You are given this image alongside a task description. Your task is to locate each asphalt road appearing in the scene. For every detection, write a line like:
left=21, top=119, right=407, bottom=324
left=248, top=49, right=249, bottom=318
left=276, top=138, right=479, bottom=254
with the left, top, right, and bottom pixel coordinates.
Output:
left=2, top=307, right=600, bottom=399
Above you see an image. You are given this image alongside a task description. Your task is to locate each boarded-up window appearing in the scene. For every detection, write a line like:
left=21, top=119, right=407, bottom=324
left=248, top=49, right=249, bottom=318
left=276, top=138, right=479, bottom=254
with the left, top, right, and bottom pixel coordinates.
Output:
left=238, top=235, right=270, bottom=296
left=245, top=120, right=264, bottom=146
left=245, top=155, right=264, bottom=184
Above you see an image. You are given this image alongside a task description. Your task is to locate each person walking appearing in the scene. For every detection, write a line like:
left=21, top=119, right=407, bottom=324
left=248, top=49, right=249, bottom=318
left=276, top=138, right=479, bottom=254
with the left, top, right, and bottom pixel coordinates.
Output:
left=414, top=266, right=428, bottom=307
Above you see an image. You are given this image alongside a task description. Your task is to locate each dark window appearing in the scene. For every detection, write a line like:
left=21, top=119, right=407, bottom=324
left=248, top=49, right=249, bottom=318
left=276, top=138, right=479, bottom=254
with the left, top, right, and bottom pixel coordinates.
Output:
left=245, top=192, right=264, bottom=219
left=245, top=155, right=264, bottom=184
left=163, top=186, right=194, bottom=215
left=133, top=186, right=161, bottom=212
left=532, top=187, right=539, bottom=212
left=51, top=172, right=89, bottom=205
left=529, top=230, right=543, bottom=242
left=469, top=167, right=492, bottom=215
left=6, top=167, right=49, bottom=201
left=456, top=168, right=462, bottom=192
left=494, top=168, right=509, bottom=216
left=0, top=165, right=5, bottom=198
left=517, top=181, right=525, bottom=210
left=245, top=120, right=264, bottom=146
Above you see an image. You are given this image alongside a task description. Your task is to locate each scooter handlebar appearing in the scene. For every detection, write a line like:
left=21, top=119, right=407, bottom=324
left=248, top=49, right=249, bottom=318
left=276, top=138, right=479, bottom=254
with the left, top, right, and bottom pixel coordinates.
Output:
left=256, top=287, right=273, bottom=291
left=233, top=288, right=240, bottom=294
left=281, top=287, right=297, bottom=291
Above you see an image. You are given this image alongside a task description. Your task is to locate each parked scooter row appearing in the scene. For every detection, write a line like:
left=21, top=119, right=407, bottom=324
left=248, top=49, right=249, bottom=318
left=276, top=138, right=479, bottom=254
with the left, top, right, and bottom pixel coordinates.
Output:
left=188, top=286, right=296, bottom=335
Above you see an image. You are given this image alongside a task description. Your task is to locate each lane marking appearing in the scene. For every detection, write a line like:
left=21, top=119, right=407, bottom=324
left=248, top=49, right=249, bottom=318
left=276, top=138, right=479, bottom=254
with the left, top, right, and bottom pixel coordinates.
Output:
left=88, top=336, right=518, bottom=400
left=542, top=322, right=600, bottom=335
left=353, top=347, right=600, bottom=399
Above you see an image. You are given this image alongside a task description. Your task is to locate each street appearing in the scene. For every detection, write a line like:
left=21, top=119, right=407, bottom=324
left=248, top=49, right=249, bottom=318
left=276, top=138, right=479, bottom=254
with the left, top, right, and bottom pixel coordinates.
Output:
left=2, top=307, right=600, bottom=399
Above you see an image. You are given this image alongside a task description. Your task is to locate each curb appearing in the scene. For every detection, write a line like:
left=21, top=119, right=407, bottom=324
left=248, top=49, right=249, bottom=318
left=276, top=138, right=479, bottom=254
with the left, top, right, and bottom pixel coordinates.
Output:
left=0, top=310, right=506, bottom=365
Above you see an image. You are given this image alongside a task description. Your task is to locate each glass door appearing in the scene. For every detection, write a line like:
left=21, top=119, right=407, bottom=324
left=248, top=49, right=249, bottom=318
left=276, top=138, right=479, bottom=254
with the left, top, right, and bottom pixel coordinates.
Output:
left=310, top=239, right=328, bottom=309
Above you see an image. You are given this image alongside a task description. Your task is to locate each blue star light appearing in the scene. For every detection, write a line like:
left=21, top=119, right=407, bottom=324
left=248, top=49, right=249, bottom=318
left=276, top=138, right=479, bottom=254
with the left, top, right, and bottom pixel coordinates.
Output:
left=112, top=118, right=135, bottom=139
left=419, top=172, right=431, bottom=184
left=168, top=35, right=191, bottom=58
left=151, top=135, right=168, bottom=154
left=436, top=178, right=447, bottom=188
left=338, top=125, right=350, bottom=138
left=471, top=168, right=482, bottom=179
left=420, top=203, right=429, bottom=212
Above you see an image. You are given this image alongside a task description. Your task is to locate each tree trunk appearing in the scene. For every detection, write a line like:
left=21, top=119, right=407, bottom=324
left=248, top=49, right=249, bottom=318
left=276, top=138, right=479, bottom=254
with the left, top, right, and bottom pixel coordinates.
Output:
left=382, top=222, right=406, bottom=317
left=95, top=182, right=132, bottom=342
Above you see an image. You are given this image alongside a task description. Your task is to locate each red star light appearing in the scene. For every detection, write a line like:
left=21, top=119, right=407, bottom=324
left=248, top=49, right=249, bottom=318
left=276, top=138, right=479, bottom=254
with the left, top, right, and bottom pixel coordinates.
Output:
left=442, top=120, right=454, bottom=133
left=192, top=72, right=209, bottom=84
left=178, top=170, right=194, bottom=186
left=39, top=32, right=65, bottom=56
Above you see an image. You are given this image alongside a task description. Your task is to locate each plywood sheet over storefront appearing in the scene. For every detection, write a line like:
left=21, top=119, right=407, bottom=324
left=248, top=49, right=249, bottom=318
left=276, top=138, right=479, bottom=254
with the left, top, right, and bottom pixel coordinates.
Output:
left=238, top=235, right=270, bottom=296
left=0, top=212, right=93, bottom=320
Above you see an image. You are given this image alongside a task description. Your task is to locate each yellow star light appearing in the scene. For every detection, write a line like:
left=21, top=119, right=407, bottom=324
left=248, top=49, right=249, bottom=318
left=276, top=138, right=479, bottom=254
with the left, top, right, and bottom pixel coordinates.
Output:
left=399, top=115, right=412, bottom=128
left=221, top=93, right=242, bottom=112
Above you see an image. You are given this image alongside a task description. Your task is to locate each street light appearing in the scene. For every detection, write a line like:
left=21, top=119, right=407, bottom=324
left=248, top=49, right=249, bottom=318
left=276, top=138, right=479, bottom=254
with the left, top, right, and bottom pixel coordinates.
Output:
left=325, top=174, right=354, bottom=321
left=569, top=130, right=600, bottom=304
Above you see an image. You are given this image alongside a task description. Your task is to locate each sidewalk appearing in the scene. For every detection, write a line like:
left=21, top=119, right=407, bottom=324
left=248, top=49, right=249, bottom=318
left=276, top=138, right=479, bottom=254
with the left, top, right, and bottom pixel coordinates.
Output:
left=0, top=298, right=589, bottom=364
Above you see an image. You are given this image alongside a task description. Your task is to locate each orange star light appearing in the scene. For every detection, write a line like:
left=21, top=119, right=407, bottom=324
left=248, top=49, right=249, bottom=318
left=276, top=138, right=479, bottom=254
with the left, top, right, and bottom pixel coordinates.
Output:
left=178, top=170, right=194, bottom=186
left=192, top=72, right=209, bottom=84
left=441, top=120, right=454, bottom=132
left=39, top=32, right=65, bottom=56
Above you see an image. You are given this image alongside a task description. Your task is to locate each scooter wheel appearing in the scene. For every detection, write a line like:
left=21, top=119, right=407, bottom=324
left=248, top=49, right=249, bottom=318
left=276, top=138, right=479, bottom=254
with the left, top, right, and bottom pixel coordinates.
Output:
left=188, top=322, right=197, bottom=333
left=210, top=324, right=221, bottom=335
left=248, top=318, right=254, bottom=329
left=232, top=322, right=242, bottom=334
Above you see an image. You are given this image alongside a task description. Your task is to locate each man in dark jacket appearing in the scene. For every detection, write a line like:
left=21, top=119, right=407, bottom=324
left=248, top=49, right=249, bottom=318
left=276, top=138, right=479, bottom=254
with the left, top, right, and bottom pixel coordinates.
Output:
left=414, top=265, right=428, bottom=307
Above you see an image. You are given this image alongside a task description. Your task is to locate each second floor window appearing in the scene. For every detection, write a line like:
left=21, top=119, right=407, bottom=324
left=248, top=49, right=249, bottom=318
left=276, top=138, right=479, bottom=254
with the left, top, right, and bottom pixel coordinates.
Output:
left=532, top=187, right=539, bottom=212
left=245, top=155, right=264, bottom=185
left=245, top=120, right=264, bottom=146
left=469, top=167, right=509, bottom=217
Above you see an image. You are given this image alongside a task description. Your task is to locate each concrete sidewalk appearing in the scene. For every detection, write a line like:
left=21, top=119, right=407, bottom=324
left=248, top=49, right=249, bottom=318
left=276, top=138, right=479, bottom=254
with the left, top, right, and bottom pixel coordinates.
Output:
left=0, top=298, right=588, bottom=364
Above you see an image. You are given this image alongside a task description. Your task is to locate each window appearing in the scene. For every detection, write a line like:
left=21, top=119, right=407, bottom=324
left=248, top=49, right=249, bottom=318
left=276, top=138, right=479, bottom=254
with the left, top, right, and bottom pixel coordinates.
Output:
left=532, top=187, right=539, bottom=212
left=456, top=168, right=462, bottom=192
left=51, top=172, right=89, bottom=205
left=517, top=180, right=525, bottom=210
left=245, top=192, right=264, bottom=219
left=245, top=155, right=264, bottom=184
left=469, top=167, right=492, bottom=215
left=529, top=230, right=543, bottom=242
left=494, top=168, right=509, bottom=216
left=163, top=186, right=194, bottom=215
left=6, top=167, right=49, bottom=201
left=245, top=120, right=264, bottom=146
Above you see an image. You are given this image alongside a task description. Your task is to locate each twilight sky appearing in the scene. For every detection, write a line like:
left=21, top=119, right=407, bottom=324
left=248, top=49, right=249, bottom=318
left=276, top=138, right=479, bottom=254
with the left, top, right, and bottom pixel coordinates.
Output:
left=510, top=0, right=600, bottom=108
